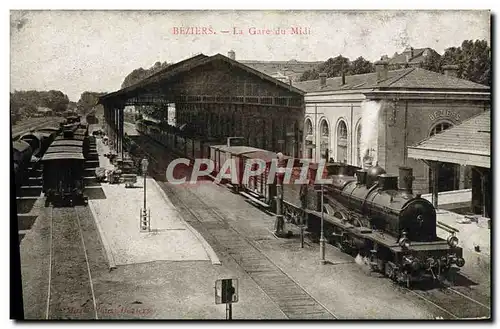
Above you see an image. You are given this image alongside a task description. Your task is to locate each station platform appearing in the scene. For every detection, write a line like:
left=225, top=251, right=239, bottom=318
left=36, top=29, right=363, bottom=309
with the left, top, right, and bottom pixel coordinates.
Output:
left=422, top=188, right=471, bottom=207
left=436, top=209, right=490, bottom=259
left=89, top=138, right=219, bottom=267
left=420, top=189, right=490, bottom=269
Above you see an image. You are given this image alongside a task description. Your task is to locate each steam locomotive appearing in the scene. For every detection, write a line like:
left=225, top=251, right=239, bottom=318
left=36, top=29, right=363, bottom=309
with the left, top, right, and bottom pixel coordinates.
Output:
left=303, top=163, right=465, bottom=287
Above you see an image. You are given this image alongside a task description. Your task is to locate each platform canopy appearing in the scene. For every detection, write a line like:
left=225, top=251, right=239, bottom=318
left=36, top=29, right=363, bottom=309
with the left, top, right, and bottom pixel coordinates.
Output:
left=408, top=111, right=490, bottom=168
left=98, top=53, right=305, bottom=107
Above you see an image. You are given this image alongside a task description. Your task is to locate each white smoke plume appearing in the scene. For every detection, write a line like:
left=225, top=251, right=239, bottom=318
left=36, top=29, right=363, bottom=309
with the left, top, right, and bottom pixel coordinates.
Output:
left=359, top=100, right=383, bottom=167
left=354, top=253, right=372, bottom=275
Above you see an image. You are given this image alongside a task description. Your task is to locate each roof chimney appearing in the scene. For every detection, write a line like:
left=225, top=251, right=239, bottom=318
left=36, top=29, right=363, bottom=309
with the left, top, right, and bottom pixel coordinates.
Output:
left=404, top=46, right=414, bottom=62
left=319, top=73, right=327, bottom=87
left=442, top=64, right=459, bottom=78
left=374, top=60, right=388, bottom=82
left=228, top=50, right=235, bottom=60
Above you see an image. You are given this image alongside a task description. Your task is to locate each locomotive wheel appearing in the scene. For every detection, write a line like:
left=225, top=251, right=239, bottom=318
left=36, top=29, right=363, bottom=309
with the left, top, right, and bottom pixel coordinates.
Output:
left=335, top=239, right=346, bottom=253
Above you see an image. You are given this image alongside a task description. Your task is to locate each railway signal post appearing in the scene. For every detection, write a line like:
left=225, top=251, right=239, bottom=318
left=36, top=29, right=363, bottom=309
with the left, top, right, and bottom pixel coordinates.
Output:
left=140, top=158, right=150, bottom=232
left=215, top=279, right=238, bottom=320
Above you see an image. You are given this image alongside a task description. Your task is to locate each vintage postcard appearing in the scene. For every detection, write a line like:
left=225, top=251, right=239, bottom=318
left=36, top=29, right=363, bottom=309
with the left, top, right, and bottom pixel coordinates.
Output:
left=10, top=10, right=491, bottom=320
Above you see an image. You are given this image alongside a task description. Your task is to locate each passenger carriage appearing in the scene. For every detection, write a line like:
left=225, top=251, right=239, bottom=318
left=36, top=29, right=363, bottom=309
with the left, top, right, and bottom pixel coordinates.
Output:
left=209, top=144, right=262, bottom=190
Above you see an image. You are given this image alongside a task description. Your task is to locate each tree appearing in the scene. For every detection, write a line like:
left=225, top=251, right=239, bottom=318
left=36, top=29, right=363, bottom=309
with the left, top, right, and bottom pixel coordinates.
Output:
left=10, top=89, right=70, bottom=120
left=421, top=50, right=442, bottom=73
left=320, top=55, right=351, bottom=78
left=299, top=55, right=376, bottom=81
left=77, top=91, right=107, bottom=115
left=348, top=57, right=375, bottom=75
left=121, top=61, right=170, bottom=88
left=43, top=90, right=69, bottom=112
left=460, top=39, right=490, bottom=85
left=441, top=40, right=490, bottom=85
left=299, top=69, right=319, bottom=81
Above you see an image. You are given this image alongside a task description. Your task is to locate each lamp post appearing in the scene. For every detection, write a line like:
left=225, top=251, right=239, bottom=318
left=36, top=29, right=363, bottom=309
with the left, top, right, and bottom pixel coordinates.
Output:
left=274, top=153, right=287, bottom=238
left=140, top=157, right=150, bottom=232
left=299, top=182, right=308, bottom=249
left=142, top=158, right=149, bottom=208
left=274, top=168, right=285, bottom=237
left=319, top=183, right=326, bottom=264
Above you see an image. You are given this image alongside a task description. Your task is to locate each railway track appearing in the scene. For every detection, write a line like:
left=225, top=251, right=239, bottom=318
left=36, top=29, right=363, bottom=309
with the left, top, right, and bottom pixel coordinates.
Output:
left=12, top=117, right=63, bottom=140
left=402, top=284, right=491, bottom=319
left=128, top=132, right=335, bottom=319
left=161, top=182, right=336, bottom=319
left=45, top=206, right=98, bottom=320
left=132, top=128, right=491, bottom=320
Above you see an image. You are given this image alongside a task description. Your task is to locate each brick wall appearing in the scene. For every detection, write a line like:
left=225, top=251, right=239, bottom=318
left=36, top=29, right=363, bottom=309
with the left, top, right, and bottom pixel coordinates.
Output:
left=382, top=99, right=487, bottom=194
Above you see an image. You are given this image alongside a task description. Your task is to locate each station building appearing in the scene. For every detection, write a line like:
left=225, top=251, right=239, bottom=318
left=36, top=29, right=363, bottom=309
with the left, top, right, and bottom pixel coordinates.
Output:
left=408, top=110, right=491, bottom=217
left=293, top=62, right=490, bottom=195
left=99, top=53, right=305, bottom=160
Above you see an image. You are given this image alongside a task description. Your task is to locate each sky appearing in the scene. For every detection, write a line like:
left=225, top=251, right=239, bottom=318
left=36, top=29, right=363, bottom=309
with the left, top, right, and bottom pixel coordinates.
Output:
left=10, top=10, right=490, bottom=101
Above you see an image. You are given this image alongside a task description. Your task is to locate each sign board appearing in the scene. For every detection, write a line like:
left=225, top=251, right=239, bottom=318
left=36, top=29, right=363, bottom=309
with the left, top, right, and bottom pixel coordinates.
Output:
left=215, top=279, right=238, bottom=304
left=286, top=132, right=295, bottom=137
left=141, top=158, right=149, bottom=172
left=306, top=144, right=316, bottom=149
left=277, top=139, right=285, bottom=144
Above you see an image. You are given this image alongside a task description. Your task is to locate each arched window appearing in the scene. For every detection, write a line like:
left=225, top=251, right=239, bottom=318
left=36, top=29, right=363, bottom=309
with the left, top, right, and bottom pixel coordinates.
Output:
left=319, top=120, right=330, bottom=160
left=321, top=120, right=329, bottom=137
left=336, top=120, right=348, bottom=163
left=430, top=121, right=453, bottom=136
left=356, top=123, right=362, bottom=166
left=428, top=121, right=457, bottom=193
left=305, top=119, right=313, bottom=135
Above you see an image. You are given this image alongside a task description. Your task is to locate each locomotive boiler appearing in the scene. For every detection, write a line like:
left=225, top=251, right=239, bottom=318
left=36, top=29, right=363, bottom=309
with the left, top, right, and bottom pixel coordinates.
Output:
left=313, top=164, right=465, bottom=287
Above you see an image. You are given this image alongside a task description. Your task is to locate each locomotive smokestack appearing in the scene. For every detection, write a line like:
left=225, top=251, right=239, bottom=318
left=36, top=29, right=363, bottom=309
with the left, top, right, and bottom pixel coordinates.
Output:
left=398, top=166, right=414, bottom=194
left=356, top=169, right=367, bottom=185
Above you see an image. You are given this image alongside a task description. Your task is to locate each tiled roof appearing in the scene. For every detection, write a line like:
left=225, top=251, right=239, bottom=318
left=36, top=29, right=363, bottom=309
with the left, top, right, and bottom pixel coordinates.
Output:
left=411, top=111, right=490, bottom=157
left=388, top=48, right=435, bottom=65
left=293, top=67, right=490, bottom=93
left=99, top=53, right=305, bottom=102
left=240, top=60, right=322, bottom=76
